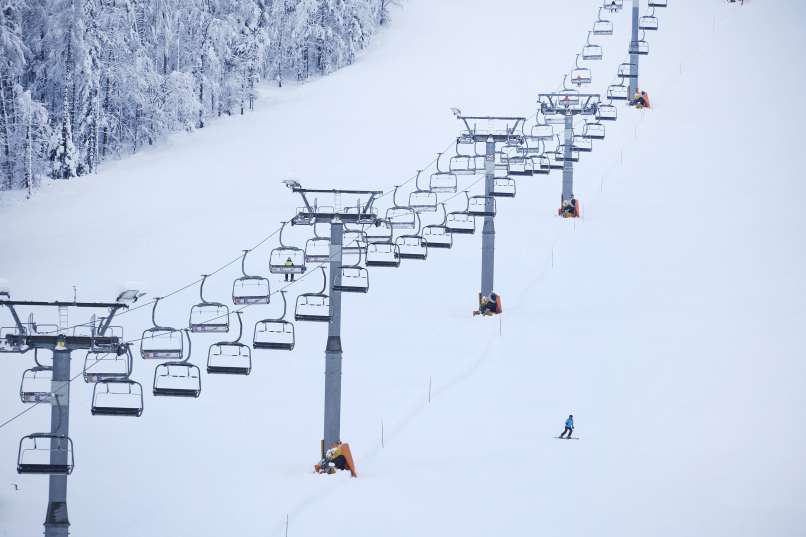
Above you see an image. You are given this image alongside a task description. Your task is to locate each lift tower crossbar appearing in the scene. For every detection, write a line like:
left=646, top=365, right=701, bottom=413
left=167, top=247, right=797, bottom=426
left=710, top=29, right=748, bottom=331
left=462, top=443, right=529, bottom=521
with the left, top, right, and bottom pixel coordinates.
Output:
left=288, top=184, right=382, bottom=458
left=453, top=113, right=526, bottom=298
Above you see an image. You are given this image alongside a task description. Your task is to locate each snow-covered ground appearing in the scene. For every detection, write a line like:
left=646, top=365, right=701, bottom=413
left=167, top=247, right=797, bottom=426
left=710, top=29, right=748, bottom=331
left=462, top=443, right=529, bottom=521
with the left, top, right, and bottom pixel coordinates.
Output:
left=1, top=1, right=805, bottom=536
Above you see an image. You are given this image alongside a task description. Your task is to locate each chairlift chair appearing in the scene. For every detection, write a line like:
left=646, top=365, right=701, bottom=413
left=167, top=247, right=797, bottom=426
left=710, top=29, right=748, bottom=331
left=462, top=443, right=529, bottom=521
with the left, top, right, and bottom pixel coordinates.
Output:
left=573, top=135, right=593, bottom=153
left=253, top=291, right=295, bottom=351
left=430, top=167, right=458, bottom=194
left=207, top=312, right=251, bottom=375
left=509, top=156, right=536, bottom=177
left=550, top=150, right=566, bottom=170
left=269, top=222, right=306, bottom=276
left=408, top=170, right=438, bottom=213
left=232, top=249, right=271, bottom=305
left=467, top=195, right=496, bottom=218
left=422, top=204, right=454, bottom=249
left=571, top=55, right=592, bottom=86
left=333, top=249, right=369, bottom=293
left=294, top=267, right=331, bottom=322
left=531, top=122, right=555, bottom=140
left=386, top=186, right=417, bottom=230
left=556, top=145, right=581, bottom=162
left=582, top=33, right=603, bottom=60
left=304, top=227, right=331, bottom=264
left=189, top=274, right=230, bottom=333
left=597, top=103, right=618, bottom=122
left=84, top=344, right=133, bottom=383
left=604, top=0, right=624, bottom=10
left=140, top=297, right=184, bottom=360
left=91, top=379, right=144, bottom=417
left=607, top=83, right=629, bottom=101
left=153, top=330, right=201, bottom=398
left=343, top=228, right=368, bottom=253
left=533, top=155, right=552, bottom=175
left=365, top=241, right=401, bottom=268
left=630, top=36, right=650, bottom=56
left=449, top=155, right=477, bottom=176
left=648, top=0, right=667, bottom=7
left=492, top=177, right=517, bottom=198
left=639, top=10, right=659, bottom=31
left=583, top=121, right=606, bottom=140
left=593, top=9, right=614, bottom=35
left=618, top=62, right=638, bottom=79
left=365, top=219, right=393, bottom=244
left=17, top=433, right=74, bottom=475
left=20, top=366, right=53, bottom=403
left=395, top=212, right=428, bottom=260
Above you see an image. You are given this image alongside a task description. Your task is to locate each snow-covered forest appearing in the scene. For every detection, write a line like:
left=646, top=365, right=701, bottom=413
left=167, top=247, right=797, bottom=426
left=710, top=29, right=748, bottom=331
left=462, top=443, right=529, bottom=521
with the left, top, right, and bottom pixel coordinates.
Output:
left=0, top=0, right=393, bottom=195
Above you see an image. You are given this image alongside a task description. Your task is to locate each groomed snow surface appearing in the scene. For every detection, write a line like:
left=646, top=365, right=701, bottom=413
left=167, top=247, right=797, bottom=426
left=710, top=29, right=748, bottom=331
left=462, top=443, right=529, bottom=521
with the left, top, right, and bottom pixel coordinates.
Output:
left=2, top=1, right=806, bottom=536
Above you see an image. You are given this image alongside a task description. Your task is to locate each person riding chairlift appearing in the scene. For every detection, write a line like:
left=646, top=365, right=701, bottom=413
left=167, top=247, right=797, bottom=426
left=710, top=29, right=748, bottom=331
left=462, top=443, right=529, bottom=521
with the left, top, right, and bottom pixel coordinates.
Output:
left=560, top=198, right=579, bottom=218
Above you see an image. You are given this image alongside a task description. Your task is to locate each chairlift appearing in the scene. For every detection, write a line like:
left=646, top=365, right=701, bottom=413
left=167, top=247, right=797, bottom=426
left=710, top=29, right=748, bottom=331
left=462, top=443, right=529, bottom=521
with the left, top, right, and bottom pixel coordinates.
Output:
left=140, top=297, right=184, bottom=360
left=582, top=32, right=603, bottom=60
left=573, top=135, right=593, bottom=153
left=648, top=0, right=667, bottom=7
left=408, top=170, right=438, bottom=213
left=207, top=311, right=251, bottom=375
left=333, top=250, right=369, bottom=293
left=304, top=226, right=331, bottom=264
left=395, top=212, right=428, bottom=260
left=583, top=121, right=606, bottom=140
left=449, top=155, right=477, bottom=175
left=630, top=34, right=650, bottom=56
left=467, top=195, right=496, bottom=218
left=492, top=177, right=517, bottom=198
left=531, top=122, right=555, bottom=140
left=20, top=366, right=53, bottom=403
left=386, top=186, right=417, bottom=230
left=607, top=83, right=629, bottom=101
left=153, top=329, right=201, bottom=397
left=597, top=103, right=618, bottom=122
left=91, top=379, right=144, bottom=417
left=295, top=267, right=330, bottom=322
left=550, top=150, right=566, bottom=170
left=232, top=249, right=271, bottom=305
left=365, top=218, right=393, bottom=244
left=603, top=0, right=624, bottom=11
left=17, top=433, right=74, bottom=475
left=253, top=291, right=295, bottom=351
left=343, top=228, right=368, bottom=254
left=533, top=155, right=552, bottom=175
left=365, top=241, right=401, bottom=268
left=571, top=55, right=592, bottom=86
left=422, top=204, right=454, bottom=249
left=618, top=62, right=638, bottom=79
left=430, top=153, right=458, bottom=193
left=556, top=145, right=581, bottom=162
left=444, top=192, right=477, bottom=235
left=593, top=9, right=614, bottom=35
left=189, top=274, right=230, bottom=333
left=84, top=344, right=132, bottom=383
left=509, top=156, right=536, bottom=177
left=639, top=9, right=659, bottom=31
left=269, top=222, right=306, bottom=275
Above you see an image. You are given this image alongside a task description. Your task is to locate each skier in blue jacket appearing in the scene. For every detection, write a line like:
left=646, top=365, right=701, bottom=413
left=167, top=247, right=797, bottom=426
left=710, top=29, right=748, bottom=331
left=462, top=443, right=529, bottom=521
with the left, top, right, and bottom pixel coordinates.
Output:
left=559, top=414, right=574, bottom=439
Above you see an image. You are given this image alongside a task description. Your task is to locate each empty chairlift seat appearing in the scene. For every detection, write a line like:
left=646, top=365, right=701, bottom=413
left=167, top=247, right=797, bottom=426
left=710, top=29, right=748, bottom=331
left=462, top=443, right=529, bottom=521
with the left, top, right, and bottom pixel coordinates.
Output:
left=253, top=319, right=295, bottom=351
left=492, top=177, right=517, bottom=198
left=583, top=121, right=606, bottom=140
left=17, top=433, right=74, bottom=475
left=304, top=236, right=331, bottom=264
left=334, top=266, right=369, bottom=293
left=639, top=12, right=659, bottom=31
left=188, top=275, right=230, bottom=333
left=91, top=379, right=144, bottom=417
left=294, top=267, right=331, bottom=322
left=207, top=311, right=252, bottom=375
left=396, top=234, right=428, bottom=261
left=596, top=103, right=618, bottom=122
left=607, top=84, right=629, bottom=101
left=467, top=196, right=496, bottom=217
left=573, top=135, right=593, bottom=153
left=618, top=63, right=638, bottom=79
left=19, top=366, right=53, bottom=403
left=84, top=346, right=132, bottom=383
left=365, top=242, right=401, bottom=267
left=233, top=248, right=271, bottom=305
left=153, top=362, right=201, bottom=397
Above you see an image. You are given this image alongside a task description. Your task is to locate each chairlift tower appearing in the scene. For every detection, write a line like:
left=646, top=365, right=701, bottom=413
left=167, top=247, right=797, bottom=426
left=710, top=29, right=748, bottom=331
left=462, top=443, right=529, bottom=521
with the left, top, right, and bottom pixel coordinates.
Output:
left=453, top=114, right=526, bottom=298
left=629, top=0, right=641, bottom=96
left=1, top=298, right=128, bottom=537
left=538, top=93, right=601, bottom=216
left=289, top=185, right=382, bottom=456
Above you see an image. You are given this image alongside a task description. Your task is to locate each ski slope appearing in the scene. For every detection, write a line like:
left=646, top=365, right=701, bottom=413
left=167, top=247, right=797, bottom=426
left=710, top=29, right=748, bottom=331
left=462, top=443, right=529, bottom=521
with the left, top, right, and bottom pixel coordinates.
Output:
left=2, top=1, right=806, bottom=536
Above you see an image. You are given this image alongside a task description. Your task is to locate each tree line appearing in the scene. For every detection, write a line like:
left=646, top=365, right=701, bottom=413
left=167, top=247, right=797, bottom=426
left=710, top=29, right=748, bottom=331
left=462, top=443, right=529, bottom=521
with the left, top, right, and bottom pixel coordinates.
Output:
left=0, top=0, right=395, bottom=197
